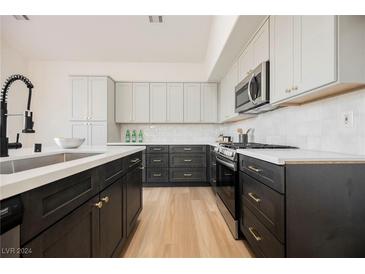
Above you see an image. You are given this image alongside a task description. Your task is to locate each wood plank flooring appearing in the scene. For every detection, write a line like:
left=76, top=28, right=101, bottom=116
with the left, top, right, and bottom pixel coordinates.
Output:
left=121, top=187, right=253, bottom=258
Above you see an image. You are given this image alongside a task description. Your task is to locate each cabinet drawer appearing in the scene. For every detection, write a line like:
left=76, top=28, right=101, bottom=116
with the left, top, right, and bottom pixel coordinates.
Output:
left=242, top=206, right=285, bottom=258
left=240, top=172, right=284, bottom=242
left=169, top=168, right=207, bottom=182
left=147, top=145, right=169, bottom=154
left=169, top=145, right=206, bottom=154
left=21, top=168, right=100, bottom=245
left=239, top=155, right=285, bottom=193
left=126, top=152, right=143, bottom=169
left=146, top=154, right=169, bottom=168
left=169, top=154, right=206, bottom=168
left=146, top=168, right=169, bottom=183
left=102, top=158, right=127, bottom=188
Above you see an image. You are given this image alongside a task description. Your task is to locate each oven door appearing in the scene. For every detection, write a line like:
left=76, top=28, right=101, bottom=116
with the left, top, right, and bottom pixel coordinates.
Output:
left=215, top=156, right=238, bottom=219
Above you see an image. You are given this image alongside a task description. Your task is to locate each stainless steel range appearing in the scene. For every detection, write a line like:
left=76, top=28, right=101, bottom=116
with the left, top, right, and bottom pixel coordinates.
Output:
left=214, top=142, right=297, bottom=239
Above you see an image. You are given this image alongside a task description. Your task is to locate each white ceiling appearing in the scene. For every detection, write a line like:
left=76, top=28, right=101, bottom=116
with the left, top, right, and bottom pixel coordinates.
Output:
left=1, top=15, right=212, bottom=63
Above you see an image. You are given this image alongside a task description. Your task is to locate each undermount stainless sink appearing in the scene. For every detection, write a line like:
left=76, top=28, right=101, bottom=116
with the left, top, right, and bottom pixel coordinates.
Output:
left=0, top=153, right=101, bottom=175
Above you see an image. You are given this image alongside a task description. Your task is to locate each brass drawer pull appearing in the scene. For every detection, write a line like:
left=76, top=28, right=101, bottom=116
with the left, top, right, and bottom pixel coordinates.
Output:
left=153, top=173, right=162, bottom=177
left=248, top=165, right=262, bottom=173
left=248, top=227, right=262, bottom=241
left=101, top=196, right=110, bottom=204
left=130, top=158, right=140, bottom=163
left=153, top=159, right=162, bottom=162
left=93, top=201, right=103, bottom=209
left=152, top=148, right=162, bottom=151
left=139, top=166, right=145, bottom=170
left=183, top=148, right=192, bottom=151
left=183, top=173, right=192, bottom=177
left=184, top=159, right=192, bottom=162
left=248, top=192, right=261, bottom=203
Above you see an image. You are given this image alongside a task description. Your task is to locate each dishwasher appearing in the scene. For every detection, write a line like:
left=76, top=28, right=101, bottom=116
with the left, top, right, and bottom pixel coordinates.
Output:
left=0, top=195, right=23, bottom=258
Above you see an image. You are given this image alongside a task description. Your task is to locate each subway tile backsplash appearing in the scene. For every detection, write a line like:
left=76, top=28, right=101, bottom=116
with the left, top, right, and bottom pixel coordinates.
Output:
left=224, top=88, right=365, bottom=155
left=120, top=124, right=221, bottom=144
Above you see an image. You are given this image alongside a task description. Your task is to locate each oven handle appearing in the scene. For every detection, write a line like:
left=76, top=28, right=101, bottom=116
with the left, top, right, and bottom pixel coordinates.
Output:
left=216, top=156, right=237, bottom=171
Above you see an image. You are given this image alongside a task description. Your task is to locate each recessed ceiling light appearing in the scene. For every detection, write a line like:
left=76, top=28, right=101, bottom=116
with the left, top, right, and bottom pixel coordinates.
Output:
left=13, top=15, right=30, bottom=20
left=148, top=16, right=163, bottom=23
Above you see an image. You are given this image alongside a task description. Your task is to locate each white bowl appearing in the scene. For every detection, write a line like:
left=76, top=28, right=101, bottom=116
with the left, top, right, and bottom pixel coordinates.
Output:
left=54, top=137, right=85, bottom=149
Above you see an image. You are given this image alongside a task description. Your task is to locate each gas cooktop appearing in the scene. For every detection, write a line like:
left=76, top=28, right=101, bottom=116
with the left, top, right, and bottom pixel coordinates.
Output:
left=220, top=142, right=298, bottom=150
left=216, top=142, right=298, bottom=162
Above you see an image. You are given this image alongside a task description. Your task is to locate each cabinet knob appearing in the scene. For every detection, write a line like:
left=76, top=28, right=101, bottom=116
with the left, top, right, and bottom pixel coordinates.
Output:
left=139, top=166, right=145, bottom=170
left=101, top=196, right=110, bottom=204
left=292, top=86, right=298, bottom=91
left=93, top=201, right=103, bottom=209
left=285, top=88, right=291, bottom=93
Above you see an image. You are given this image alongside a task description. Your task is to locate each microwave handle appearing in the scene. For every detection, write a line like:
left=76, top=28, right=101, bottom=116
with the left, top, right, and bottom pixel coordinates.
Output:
left=248, top=73, right=257, bottom=105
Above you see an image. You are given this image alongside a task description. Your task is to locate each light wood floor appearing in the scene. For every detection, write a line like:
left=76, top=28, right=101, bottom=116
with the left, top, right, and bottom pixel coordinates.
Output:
left=121, top=187, right=253, bottom=258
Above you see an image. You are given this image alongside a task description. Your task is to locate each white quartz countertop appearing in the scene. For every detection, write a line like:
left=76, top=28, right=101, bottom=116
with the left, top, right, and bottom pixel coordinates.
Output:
left=0, top=145, right=145, bottom=200
left=108, top=142, right=219, bottom=147
left=236, top=149, right=365, bottom=165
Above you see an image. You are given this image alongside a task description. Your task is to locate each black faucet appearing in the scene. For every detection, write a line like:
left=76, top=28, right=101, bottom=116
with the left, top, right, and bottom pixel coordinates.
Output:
left=0, top=74, right=35, bottom=157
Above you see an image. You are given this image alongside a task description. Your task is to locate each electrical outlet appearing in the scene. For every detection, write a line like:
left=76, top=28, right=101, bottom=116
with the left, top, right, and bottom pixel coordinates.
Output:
left=342, top=111, right=354, bottom=128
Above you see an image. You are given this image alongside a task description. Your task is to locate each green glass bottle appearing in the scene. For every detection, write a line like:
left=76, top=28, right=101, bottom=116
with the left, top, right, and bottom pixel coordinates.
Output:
left=138, top=130, right=143, bottom=143
left=132, top=130, right=137, bottom=143
left=125, top=129, right=131, bottom=143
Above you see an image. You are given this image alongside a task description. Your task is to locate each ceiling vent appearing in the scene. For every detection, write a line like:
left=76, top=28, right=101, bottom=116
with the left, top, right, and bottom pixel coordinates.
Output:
left=13, top=15, right=30, bottom=20
left=148, top=16, right=163, bottom=23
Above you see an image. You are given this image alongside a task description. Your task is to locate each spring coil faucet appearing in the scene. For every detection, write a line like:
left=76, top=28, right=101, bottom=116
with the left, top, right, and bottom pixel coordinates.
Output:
left=0, top=74, right=36, bottom=157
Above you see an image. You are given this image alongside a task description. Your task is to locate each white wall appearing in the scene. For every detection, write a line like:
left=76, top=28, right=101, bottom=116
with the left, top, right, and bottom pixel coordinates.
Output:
left=204, top=16, right=238, bottom=78
left=223, top=89, right=365, bottom=155
left=27, top=60, right=208, bottom=146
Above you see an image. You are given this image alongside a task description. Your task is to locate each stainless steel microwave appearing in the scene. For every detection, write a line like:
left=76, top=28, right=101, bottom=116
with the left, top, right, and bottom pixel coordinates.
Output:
left=235, top=61, right=274, bottom=114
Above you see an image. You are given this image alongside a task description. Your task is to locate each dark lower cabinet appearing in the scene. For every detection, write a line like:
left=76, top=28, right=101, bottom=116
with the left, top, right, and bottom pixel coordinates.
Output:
left=242, top=206, right=284, bottom=258
left=286, top=164, right=365, bottom=258
left=99, top=178, right=124, bottom=258
left=126, top=164, right=143, bottom=237
left=23, top=196, right=100, bottom=258
left=20, top=151, right=143, bottom=258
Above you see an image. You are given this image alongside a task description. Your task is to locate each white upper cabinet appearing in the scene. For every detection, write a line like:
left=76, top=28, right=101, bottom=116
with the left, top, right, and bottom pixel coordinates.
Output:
left=70, top=122, right=89, bottom=144
left=70, top=121, right=107, bottom=146
left=270, top=15, right=365, bottom=105
left=88, top=77, right=108, bottom=121
left=115, top=81, right=217, bottom=124
left=70, top=76, right=117, bottom=146
left=252, top=20, right=270, bottom=68
left=89, top=122, right=107, bottom=146
left=201, top=83, right=218, bottom=123
left=238, top=43, right=254, bottom=82
left=70, top=77, right=88, bottom=121
left=293, top=16, right=336, bottom=94
left=133, top=83, right=150, bottom=123
left=70, top=76, right=108, bottom=121
left=166, top=83, right=184, bottom=123
left=150, top=83, right=167, bottom=123
left=115, top=82, right=133, bottom=123
left=183, top=83, right=201, bottom=123
left=220, top=62, right=238, bottom=122
left=238, top=19, right=269, bottom=82
left=270, top=16, right=294, bottom=103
